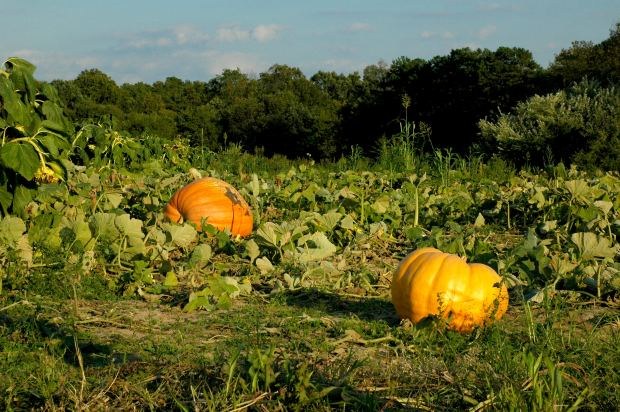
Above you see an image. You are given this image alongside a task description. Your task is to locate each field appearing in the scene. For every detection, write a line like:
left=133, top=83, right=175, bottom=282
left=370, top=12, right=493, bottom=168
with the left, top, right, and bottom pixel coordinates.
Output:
left=1, top=136, right=619, bottom=411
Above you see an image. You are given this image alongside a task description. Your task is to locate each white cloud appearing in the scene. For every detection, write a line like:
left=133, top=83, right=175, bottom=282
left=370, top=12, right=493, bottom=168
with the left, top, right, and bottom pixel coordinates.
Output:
left=172, top=25, right=210, bottom=45
left=421, top=31, right=455, bottom=39
left=476, top=25, right=497, bottom=39
left=124, top=25, right=209, bottom=49
left=252, top=24, right=283, bottom=42
left=216, top=26, right=250, bottom=42
left=206, top=51, right=264, bottom=75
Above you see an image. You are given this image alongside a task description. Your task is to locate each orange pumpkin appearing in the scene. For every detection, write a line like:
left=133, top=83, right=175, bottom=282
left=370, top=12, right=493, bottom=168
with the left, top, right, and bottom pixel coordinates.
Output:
left=391, top=247, right=508, bottom=333
left=164, top=177, right=253, bottom=237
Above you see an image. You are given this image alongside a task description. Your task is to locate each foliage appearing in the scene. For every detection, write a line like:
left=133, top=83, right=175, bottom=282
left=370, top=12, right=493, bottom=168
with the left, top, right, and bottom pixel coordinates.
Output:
left=0, top=57, right=74, bottom=216
left=479, top=79, right=620, bottom=170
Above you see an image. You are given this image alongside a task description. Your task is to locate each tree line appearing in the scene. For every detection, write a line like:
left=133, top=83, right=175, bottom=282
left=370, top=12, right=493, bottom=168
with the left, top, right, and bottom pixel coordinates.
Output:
left=50, top=23, right=619, bottom=166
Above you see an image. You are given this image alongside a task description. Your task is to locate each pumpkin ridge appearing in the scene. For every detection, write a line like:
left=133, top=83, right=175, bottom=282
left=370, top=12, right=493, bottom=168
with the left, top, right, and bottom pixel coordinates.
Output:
left=426, top=253, right=452, bottom=319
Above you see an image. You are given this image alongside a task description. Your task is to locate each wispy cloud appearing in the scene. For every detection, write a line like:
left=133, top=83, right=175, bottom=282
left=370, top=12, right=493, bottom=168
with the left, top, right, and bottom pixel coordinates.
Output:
left=124, top=23, right=282, bottom=49
left=124, top=25, right=209, bottom=49
left=476, top=25, right=497, bottom=39
left=252, top=24, right=284, bottom=42
left=216, top=26, right=250, bottom=42
left=216, top=24, right=284, bottom=43
left=420, top=31, right=455, bottom=39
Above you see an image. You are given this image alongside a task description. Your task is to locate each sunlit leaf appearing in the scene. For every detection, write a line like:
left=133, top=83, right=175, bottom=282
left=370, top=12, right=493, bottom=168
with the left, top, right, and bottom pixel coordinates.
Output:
left=571, top=232, right=618, bottom=259
left=245, top=239, right=260, bottom=263
left=162, top=222, right=197, bottom=248
left=295, top=232, right=337, bottom=263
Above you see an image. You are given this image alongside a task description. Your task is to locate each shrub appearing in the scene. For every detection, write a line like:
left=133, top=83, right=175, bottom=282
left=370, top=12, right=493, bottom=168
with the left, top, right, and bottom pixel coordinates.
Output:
left=479, top=79, right=620, bottom=171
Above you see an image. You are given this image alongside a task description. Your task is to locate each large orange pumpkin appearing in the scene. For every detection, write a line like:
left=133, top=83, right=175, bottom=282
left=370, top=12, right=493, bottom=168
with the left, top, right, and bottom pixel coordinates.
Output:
left=164, top=177, right=253, bottom=237
left=391, top=247, right=508, bottom=333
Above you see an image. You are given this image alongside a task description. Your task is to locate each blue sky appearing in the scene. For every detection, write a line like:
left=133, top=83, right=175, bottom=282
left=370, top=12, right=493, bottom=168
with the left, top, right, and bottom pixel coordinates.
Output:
left=2, top=1, right=618, bottom=84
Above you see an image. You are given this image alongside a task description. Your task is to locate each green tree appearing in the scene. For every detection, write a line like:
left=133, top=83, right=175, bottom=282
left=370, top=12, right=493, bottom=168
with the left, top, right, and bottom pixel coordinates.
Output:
left=549, top=21, right=620, bottom=86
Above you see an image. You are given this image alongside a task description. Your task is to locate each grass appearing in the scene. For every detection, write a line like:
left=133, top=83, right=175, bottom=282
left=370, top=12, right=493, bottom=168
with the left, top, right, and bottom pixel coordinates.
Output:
left=1, top=282, right=618, bottom=411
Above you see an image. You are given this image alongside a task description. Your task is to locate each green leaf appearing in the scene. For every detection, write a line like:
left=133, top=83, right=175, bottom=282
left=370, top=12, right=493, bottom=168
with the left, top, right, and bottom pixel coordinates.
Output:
left=0, top=142, right=40, bottom=180
left=256, top=222, right=282, bottom=248
left=189, top=243, right=212, bottom=269
left=12, top=186, right=34, bottom=217
left=295, top=232, right=337, bottom=263
left=0, top=185, right=13, bottom=215
left=38, top=133, right=71, bottom=157
left=474, top=213, right=485, bottom=227
left=90, top=213, right=120, bottom=241
left=340, top=214, right=357, bottom=230
left=0, top=216, right=26, bottom=244
left=245, top=239, right=260, bottom=263
left=571, top=232, right=618, bottom=259
left=115, top=214, right=144, bottom=239
left=164, top=271, right=179, bottom=288
left=255, top=257, right=274, bottom=274
left=162, top=222, right=197, bottom=248
left=371, top=195, right=390, bottom=214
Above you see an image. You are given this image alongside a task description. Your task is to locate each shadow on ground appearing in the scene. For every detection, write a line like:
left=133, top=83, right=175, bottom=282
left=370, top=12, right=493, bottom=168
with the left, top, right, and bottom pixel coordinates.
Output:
left=276, top=288, right=401, bottom=325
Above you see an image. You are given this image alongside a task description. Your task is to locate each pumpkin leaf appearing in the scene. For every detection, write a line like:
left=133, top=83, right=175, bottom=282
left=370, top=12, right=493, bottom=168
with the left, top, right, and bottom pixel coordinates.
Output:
left=90, top=213, right=120, bottom=241
left=474, top=213, right=485, bottom=227
left=255, top=257, right=274, bottom=274
left=295, top=232, right=337, bottom=263
left=570, top=232, right=618, bottom=259
left=189, top=243, right=212, bottom=269
left=163, top=271, right=179, bottom=288
left=245, top=239, right=260, bottom=263
left=162, top=222, right=197, bottom=248
left=115, top=214, right=144, bottom=239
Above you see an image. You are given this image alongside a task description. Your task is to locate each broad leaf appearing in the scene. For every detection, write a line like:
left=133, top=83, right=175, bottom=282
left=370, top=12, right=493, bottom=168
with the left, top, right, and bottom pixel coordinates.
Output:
left=571, top=232, right=618, bottom=259
left=0, top=142, right=40, bottom=180
left=162, top=222, right=197, bottom=248
left=189, top=243, right=212, bottom=268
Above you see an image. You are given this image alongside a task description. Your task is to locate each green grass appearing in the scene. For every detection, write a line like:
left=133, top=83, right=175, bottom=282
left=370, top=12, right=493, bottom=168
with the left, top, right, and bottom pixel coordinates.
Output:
left=1, top=284, right=618, bottom=411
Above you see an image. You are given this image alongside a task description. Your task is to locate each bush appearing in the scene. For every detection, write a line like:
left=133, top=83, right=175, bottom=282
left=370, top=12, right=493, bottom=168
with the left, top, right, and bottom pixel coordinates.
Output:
left=479, top=79, right=620, bottom=171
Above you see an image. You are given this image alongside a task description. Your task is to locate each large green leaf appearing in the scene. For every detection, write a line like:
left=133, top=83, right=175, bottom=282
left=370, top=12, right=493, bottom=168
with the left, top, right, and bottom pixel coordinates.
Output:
left=295, top=232, right=337, bottom=263
left=0, top=215, right=26, bottom=244
left=0, top=76, right=32, bottom=127
left=571, top=232, right=618, bottom=259
left=0, top=142, right=40, bottom=180
left=162, top=222, right=197, bottom=248
left=5, top=57, right=37, bottom=102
